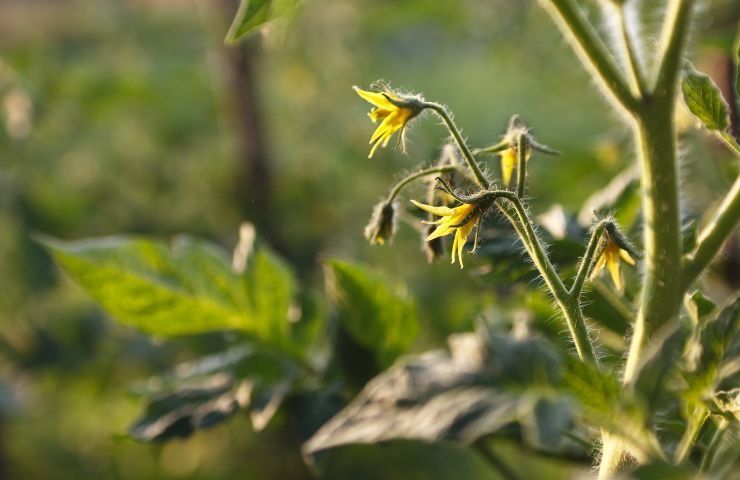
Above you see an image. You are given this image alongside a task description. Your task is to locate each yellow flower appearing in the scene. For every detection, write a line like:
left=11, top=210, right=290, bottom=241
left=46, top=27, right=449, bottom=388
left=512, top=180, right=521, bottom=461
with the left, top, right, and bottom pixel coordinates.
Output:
left=499, top=143, right=531, bottom=187
left=411, top=200, right=480, bottom=268
left=590, top=236, right=636, bottom=290
left=354, top=86, right=421, bottom=158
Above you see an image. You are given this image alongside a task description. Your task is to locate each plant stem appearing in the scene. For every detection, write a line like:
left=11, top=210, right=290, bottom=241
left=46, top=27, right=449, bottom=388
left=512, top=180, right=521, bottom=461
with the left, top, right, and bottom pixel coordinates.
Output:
left=718, top=131, right=740, bottom=157
left=538, top=0, right=638, bottom=112
left=653, top=0, right=695, bottom=98
left=674, top=408, right=708, bottom=464
left=516, top=132, right=528, bottom=198
left=424, top=102, right=490, bottom=189
left=570, top=220, right=608, bottom=298
left=385, top=165, right=461, bottom=203
left=682, top=175, right=740, bottom=290
left=497, top=192, right=598, bottom=363
left=615, top=4, right=647, bottom=98
left=623, top=106, right=683, bottom=381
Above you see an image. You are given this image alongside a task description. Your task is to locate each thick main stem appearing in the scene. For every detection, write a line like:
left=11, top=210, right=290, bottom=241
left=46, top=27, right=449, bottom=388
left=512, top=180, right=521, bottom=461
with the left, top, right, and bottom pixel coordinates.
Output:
left=622, top=107, right=683, bottom=384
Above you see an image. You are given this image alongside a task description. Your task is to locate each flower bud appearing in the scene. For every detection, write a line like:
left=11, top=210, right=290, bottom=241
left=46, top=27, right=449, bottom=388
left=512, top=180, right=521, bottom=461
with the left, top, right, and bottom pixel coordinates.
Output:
left=364, top=201, right=397, bottom=245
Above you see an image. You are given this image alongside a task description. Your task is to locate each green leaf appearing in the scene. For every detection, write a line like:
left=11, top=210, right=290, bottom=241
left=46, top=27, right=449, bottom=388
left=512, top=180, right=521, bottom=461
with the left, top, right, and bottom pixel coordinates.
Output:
left=681, top=64, right=730, bottom=132
left=684, top=290, right=716, bottom=327
left=304, top=326, right=572, bottom=455
left=130, top=378, right=247, bottom=442
left=38, top=235, right=296, bottom=348
left=225, top=0, right=302, bottom=44
left=325, top=260, right=419, bottom=367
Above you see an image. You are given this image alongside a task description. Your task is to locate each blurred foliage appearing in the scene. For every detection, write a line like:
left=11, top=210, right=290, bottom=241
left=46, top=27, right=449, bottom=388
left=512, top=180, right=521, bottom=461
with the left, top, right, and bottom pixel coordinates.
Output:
left=1, top=0, right=739, bottom=479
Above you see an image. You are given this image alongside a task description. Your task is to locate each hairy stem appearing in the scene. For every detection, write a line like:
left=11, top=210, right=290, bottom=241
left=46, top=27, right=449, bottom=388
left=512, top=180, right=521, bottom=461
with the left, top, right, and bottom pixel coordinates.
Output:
left=570, top=220, right=609, bottom=298
left=682, top=175, right=740, bottom=289
left=424, top=102, right=490, bottom=188
left=615, top=4, right=647, bottom=98
left=538, top=0, right=638, bottom=112
left=498, top=193, right=598, bottom=363
left=385, top=165, right=461, bottom=203
left=516, top=132, right=528, bottom=198
left=653, top=0, right=695, bottom=98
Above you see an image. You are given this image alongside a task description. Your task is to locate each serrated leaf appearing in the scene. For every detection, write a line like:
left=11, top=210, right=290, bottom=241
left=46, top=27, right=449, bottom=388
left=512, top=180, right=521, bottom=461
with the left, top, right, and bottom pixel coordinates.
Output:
left=225, top=0, right=301, bottom=44
left=38, top=235, right=296, bottom=349
left=681, top=64, right=730, bottom=132
left=325, top=260, right=419, bottom=367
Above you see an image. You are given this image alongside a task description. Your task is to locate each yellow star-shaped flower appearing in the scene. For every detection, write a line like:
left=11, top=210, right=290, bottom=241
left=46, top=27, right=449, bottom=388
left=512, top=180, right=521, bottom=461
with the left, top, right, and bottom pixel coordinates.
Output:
left=590, top=236, right=636, bottom=290
left=411, top=200, right=480, bottom=268
left=354, top=86, right=421, bottom=158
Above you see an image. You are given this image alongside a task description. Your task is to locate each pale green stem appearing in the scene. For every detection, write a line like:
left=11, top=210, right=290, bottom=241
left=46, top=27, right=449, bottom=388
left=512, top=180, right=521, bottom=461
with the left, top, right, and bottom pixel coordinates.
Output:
left=653, top=0, right=695, bottom=98
left=423, top=102, right=490, bottom=189
left=682, top=175, right=740, bottom=290
left=538, top=0, right=639, bottom=112
left=615, top=5, right=647, bottom=98
left=385, top=165, right=461, bottom=203
left=516, top=132, right=528, bottom=198
left=497, top=192, right=598, bottom=363
left=570, top=220, right=609, bottom=298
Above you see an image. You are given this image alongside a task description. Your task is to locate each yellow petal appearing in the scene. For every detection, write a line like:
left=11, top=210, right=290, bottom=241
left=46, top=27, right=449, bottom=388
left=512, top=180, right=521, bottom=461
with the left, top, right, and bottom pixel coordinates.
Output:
left=426, top=222, right=456, bottom=241
left=455, top=220, right=476, bottom=269
left=590, top=253, right=607, bottom=280
left=620, top=249, right=636, bottom=266
left=608, top=254, right=622, bottom=290
left=411, top=200, right=455, bottom=217
left=500, top=149, right=517, bottom=187
left=450, top=229, right=458, bottom=265
left=353, top=86, right=395, bottom=110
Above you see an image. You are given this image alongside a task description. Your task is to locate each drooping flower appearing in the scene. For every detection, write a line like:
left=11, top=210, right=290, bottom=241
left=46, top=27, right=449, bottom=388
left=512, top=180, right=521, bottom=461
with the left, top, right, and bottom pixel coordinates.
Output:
left=590, top=235, right=636, bottom=290
left=411, top=200, right=480, bottom=268
left=364, top=201, right=397, bottom=245
left=353, top=86, right=423, bottom=158
left=499, top=142, right=531, bottom=187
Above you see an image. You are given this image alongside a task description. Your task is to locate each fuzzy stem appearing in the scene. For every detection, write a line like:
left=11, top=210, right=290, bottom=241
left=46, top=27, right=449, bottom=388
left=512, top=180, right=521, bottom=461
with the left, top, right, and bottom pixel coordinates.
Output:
left=497, top=192, right=598, bottom=363
left=674, top=408, right=708, bottom=464
left=615, top=5, right=647, bottom=98
left=516, top=133, right=528, bottom=198
left=570, top=220, right=609, bottom=298
left=682, top=175, right=740, bottom=289
left=653, top=0, right=695, bottom=98
left=538, top=0, right=638, bottom=112
left=424, top=102, right=490, bottom=189
left=385, top=165, right=461, bottom=203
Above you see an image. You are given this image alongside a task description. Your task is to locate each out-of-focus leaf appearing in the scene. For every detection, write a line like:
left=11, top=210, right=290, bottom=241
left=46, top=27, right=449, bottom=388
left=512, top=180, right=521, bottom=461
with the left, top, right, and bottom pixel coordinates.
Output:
left=225, top=0, right=302, bottom=44
left=681, top=64, right=730, bottom=132
left=633, top=325, right=687, bottom=415
left=683, top=295, right=740, bottom=399
left=562, top=357, right=661, bottom=460
left=684, top=290, right=716, bottom=327
left=324, top=260, right=419, bottom=367
left=709, top=388, right=739, bottom=422
left=129, top=377, right=248, bottom=442
left=578, top=166, right=640, bottom=228
left=627, top=461, right=694, bottom=480
left=681, top=220, right=697, bottom=255
left=303, top=327, right=563, bottom=454
left=38, top=235, right=298, bottom=351
left=131, top=346, right=298, bottom=440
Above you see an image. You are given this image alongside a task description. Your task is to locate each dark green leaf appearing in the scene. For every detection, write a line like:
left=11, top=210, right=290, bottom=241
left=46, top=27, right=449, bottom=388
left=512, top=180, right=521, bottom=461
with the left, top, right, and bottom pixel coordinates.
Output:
left=225, top=0, right=302, bottom=44
left=325, top=260, right=419, bottom=367
left=303, top=326, right=566, bottom=455
left=681, top=64, right=730, bottom=132
left=130, top=377, right=247, bottom=442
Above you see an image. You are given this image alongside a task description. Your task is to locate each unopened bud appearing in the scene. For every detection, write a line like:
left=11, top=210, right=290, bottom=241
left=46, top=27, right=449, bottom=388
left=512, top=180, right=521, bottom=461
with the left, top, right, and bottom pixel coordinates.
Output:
left=364, top=201, right=397, bottom=245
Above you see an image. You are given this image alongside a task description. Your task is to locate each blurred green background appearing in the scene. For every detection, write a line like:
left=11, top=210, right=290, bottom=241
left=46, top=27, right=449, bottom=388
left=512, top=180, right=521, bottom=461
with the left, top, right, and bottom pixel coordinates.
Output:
left=0, top=0, right=737, bottom=478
